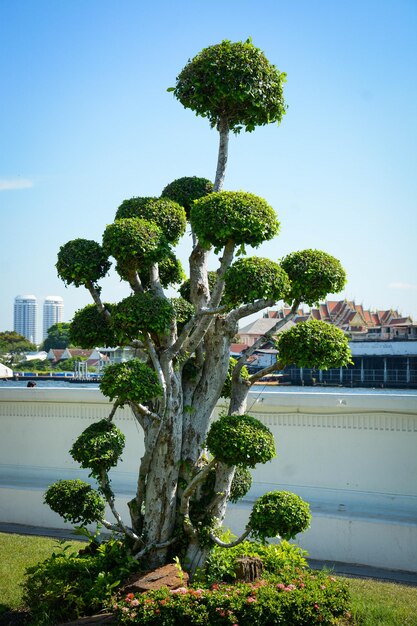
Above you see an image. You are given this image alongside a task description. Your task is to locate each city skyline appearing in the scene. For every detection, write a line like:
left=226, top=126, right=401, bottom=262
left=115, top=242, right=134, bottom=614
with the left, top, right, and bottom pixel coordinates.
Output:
left=1, top=1, right=416, bottom=328
left=12, top=294, right=64, bottom=345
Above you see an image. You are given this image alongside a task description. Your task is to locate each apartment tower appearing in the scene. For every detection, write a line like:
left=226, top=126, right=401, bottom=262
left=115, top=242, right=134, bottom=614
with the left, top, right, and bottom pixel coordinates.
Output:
left=43, top=296, right=64, bottom=340
left=14, top=295, right=38, bottom=344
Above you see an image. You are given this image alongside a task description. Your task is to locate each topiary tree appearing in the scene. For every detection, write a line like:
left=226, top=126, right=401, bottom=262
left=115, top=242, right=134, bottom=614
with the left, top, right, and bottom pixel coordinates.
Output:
left=47, top=39, right=352, bottom=577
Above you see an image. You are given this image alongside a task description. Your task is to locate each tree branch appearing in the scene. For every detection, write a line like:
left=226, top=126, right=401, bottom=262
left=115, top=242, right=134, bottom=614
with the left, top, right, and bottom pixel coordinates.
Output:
left=85, top=281, right=110, bottom=319
left=209, top=527, right=251, bottom=548
left=214, top=117, right=229, bottom=191
left=97, top=468, right=139, bottom=541
left=180, top=458, right=217, bottom=536
left=249, top=360, right=285, bottom=384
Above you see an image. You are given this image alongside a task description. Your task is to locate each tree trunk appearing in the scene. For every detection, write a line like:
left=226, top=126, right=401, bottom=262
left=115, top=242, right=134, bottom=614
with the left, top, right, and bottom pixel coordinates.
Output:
left=214, top=118, right=229, bottom=192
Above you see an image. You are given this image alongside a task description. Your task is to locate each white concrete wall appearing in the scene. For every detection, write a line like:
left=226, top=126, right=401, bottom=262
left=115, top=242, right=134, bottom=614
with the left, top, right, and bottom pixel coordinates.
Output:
left=0, top=388, right=416, bottom=572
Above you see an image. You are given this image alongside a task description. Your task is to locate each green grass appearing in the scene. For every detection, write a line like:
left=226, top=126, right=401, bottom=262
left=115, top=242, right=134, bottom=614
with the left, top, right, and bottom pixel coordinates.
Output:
left=343, top=576, right=417, bottom=626
left=0, top=532, right=416, bottom=625
left=0, top=532, right=83, bottom=615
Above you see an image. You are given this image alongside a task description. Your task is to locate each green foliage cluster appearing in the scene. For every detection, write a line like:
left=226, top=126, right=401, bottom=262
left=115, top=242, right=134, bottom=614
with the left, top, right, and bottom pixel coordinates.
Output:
left=221, top=357, right=250, bottom=399
left=172, top=39, right=287, bottom=133
left=224, top=257, right=290, bottom=308
left=0, top=331, right=36, bottom=357
left=228, top=465, right=252, bottom=503
left=206, top=414, right=275, bottom=468
left=70, top=419, right=125, bottom=477
left=249, top=491, right=311, bottom=541
left=111, top=292, right=174, bottom=340
left=56, top=239, right=111, bottom=288
left=23, top=537, right=138, bottom=624
left=280, top=249, right=346, bottom=306
left=161, top=176, right=214, bottom=218
left=14, top=359, right=51, bottom=372
left=191, top=191, right=280, bottom=250
left=102, top=218, right=169, bottom=278
left=115, top=197, right=186, bottom=245
left=70, top=303, right=118, bottom=349
left=100, top=359, right=163, bottom=405
left=204, top=539, right=309, bottom=583
left=115, top=571, right=349, bottom=625
left=170, top=297, right=195, bottom=332
left=44, top=479, right=105, bottom=525
left=139, top=249, right=185, bottom=289
left=42, top=322, right=72, bottom=351
left=276, top=319, right=353, bottom=370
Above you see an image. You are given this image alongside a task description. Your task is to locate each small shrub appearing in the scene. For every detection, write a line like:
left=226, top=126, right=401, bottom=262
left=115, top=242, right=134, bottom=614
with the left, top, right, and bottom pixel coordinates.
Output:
left=114, top=570, right=350, bottom=625
left=23, top=537, right=139, bottom=625
left=203, top=540, right=309, bottom=584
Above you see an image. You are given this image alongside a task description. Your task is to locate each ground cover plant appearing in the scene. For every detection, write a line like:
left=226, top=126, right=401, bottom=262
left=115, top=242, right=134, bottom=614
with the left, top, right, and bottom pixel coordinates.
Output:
left=25, top=37, right=356, bottom=623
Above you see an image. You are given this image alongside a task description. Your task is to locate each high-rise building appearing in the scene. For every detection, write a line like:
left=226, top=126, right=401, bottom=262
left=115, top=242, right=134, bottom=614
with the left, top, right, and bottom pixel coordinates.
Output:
left=43, top=296, right=64, bottom=339
left=14, top=295, right=38, bottom=344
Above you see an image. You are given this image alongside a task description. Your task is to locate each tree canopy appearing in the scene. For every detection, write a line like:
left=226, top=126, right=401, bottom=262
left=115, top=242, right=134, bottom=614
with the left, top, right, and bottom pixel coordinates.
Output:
left=46, top=39, right=351, bottom=578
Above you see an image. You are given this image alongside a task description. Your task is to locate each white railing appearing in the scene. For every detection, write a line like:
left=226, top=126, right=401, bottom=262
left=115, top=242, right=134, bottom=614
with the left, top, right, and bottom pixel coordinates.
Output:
left=0, top=388, right=416, bottom=572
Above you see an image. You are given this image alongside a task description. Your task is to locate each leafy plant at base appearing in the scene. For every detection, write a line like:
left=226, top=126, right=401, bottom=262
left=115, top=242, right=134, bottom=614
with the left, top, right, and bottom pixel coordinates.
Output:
left=191, top=191, right=280, bottom=250
left=276, top=319, right=353, bottom=369
left=70, top=419, right=125, bottom=478
left=24, top=537, right=139, bottom=625
left=100, top=359, right=163, bottom=405
left=162, top=176, right=214, bottom=218
left=249, top=491, right=312, bottom=541
left=203, top=539, right=309, bottom=583
left=44, top=479, right=105, bottom=525
left=206, top=414, right=276, bottom=468
left=114, top=571, right=350, bottom=626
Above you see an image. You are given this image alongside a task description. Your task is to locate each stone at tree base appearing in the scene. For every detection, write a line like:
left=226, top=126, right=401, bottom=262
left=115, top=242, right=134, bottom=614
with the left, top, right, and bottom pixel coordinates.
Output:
left=56, top=613, right=115, bottom=626
left=120, top=562, right=189, bottom=594
left=235, top=556, right=263, bottom=582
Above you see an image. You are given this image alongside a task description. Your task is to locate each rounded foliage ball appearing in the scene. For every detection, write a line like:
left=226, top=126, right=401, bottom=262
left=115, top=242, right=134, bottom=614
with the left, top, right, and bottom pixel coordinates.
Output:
left=161, top=176, right=214, bottom=218
left=191, top=191, right=279, bottom=250
left=276, top=319, right=353, bottom=370
left=224, top=257, right=290, bottom=308
left=173, top=39, right=287, bottom=133
left=70, top=419, right=125, bottom=476
left=229, top=465, right=252, bottom=503
left=115, top=197, right=186, bottom=244
left=102, top=218, right=169, bottom=271
left=70, top=303, right=117, bottom=349
left=111, top=292, right=174, bottom=341
left=44, top=479, right=105, bottom=525
left=249, top=491, right=311, bottom=541
left=280, top=249, right=346, bottom=306
left=56, top=239, right=111, bottom=288
left=100, top=359, right=163, bottom=405
left=206, top=414, right=275, bottom=468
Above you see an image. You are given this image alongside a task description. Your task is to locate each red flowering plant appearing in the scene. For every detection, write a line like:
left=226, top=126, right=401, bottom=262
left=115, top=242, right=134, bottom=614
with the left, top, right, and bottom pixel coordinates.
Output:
left=113, top=569, right=349, bottom=626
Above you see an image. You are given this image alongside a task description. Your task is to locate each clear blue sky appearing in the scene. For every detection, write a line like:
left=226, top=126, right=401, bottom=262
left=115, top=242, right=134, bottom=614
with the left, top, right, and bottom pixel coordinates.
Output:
left=1, top=0, right=416, bottom=336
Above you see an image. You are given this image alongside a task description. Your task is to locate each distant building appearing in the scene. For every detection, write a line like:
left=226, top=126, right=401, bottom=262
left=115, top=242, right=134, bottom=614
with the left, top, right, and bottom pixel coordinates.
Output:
left=262, top=300, right=417, bottom=342
left=14, top=295, right=38, bottom=344
left=43, top=296, right=64, bottom=340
